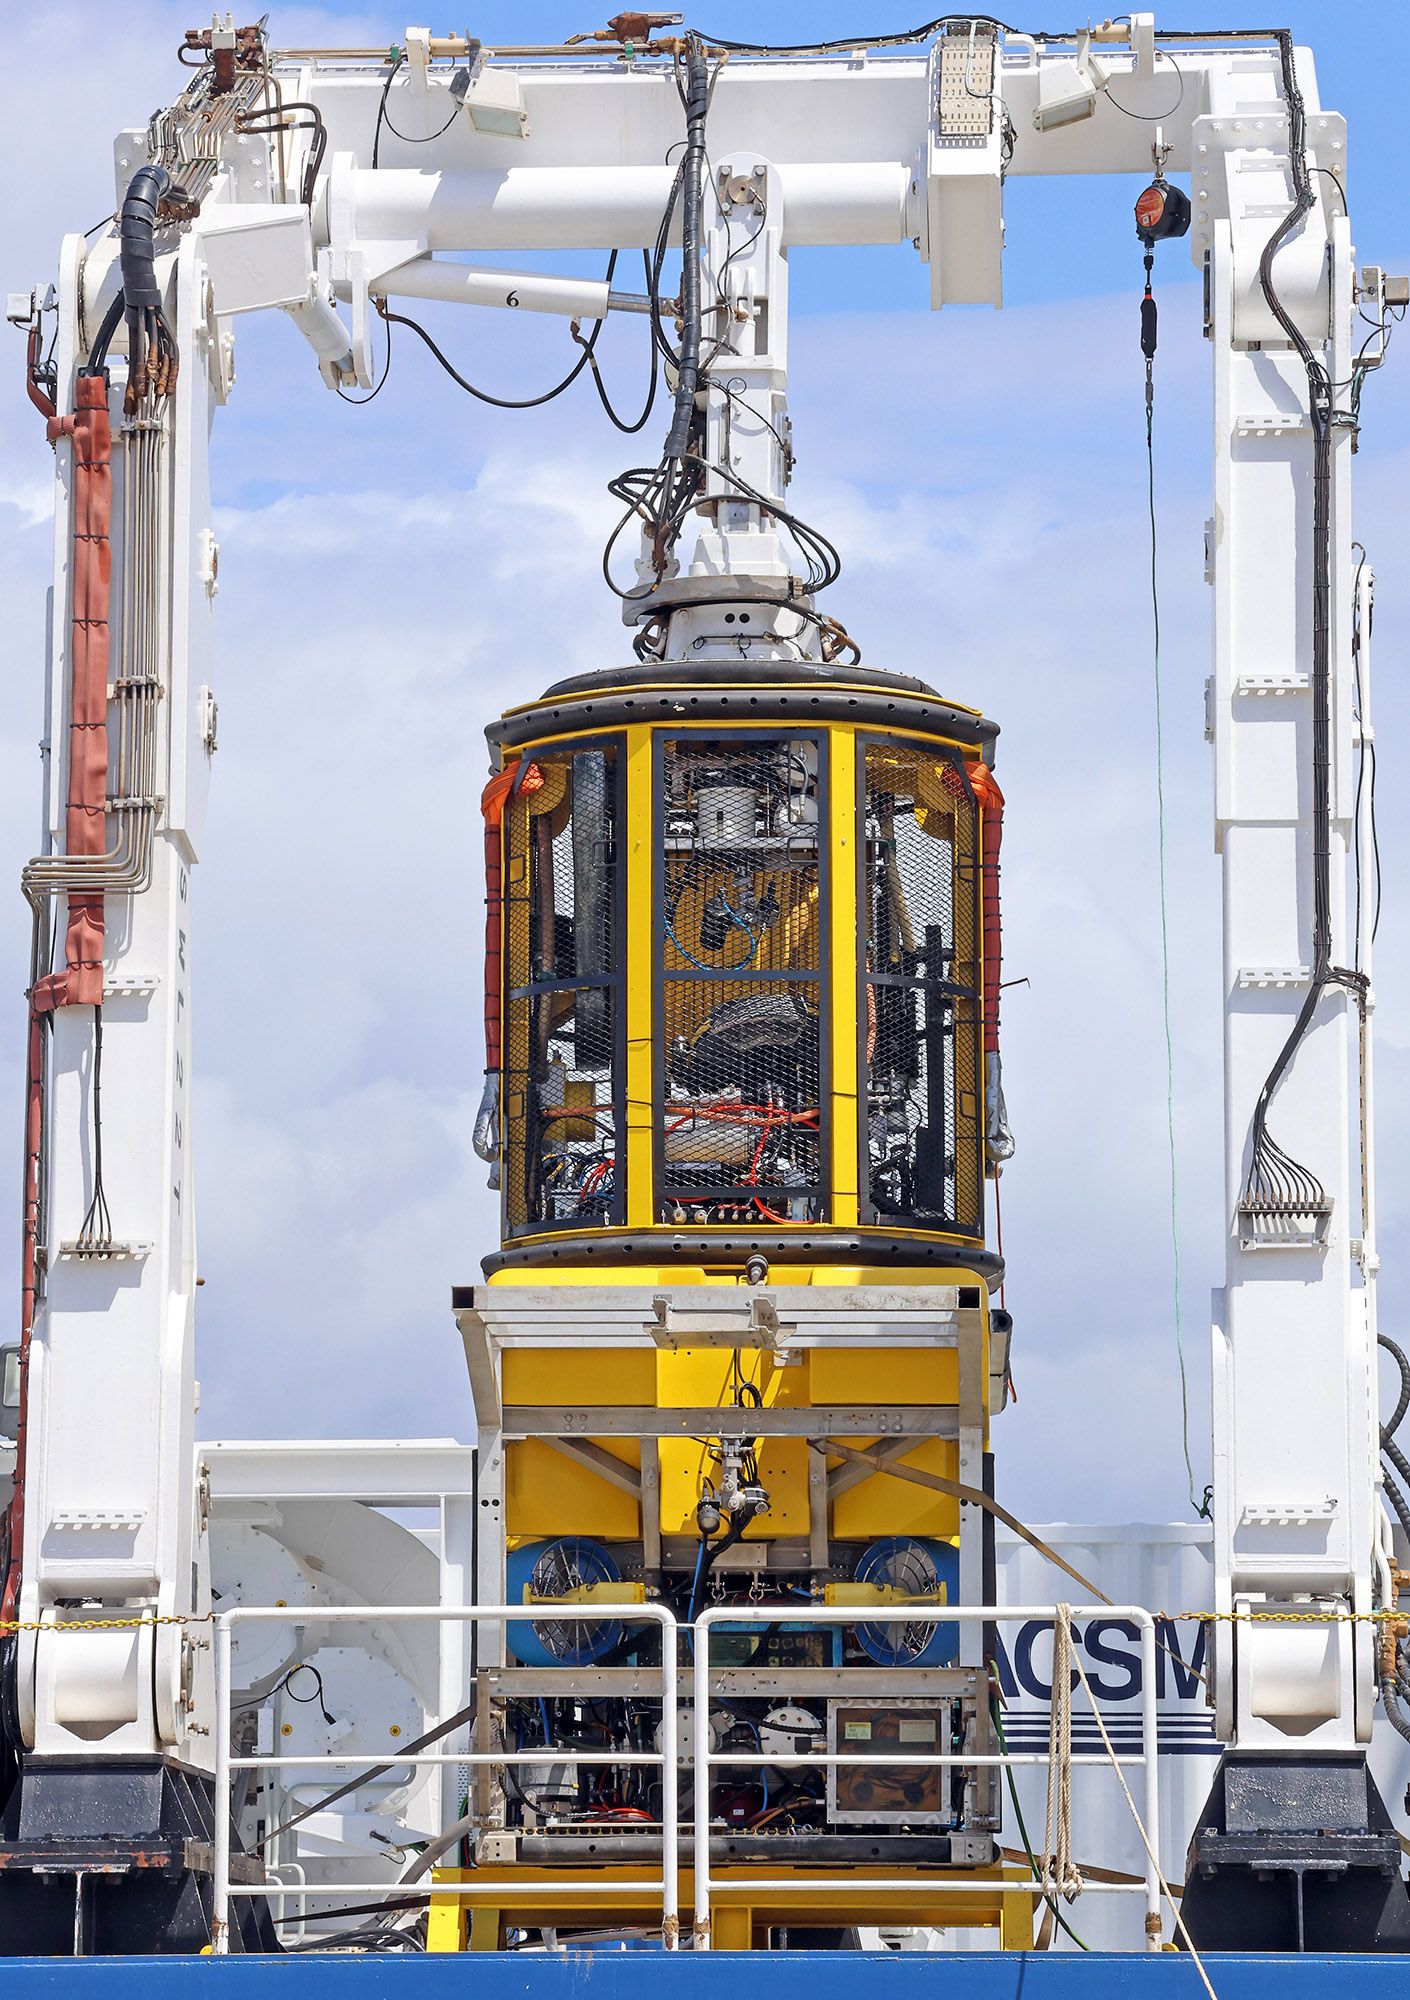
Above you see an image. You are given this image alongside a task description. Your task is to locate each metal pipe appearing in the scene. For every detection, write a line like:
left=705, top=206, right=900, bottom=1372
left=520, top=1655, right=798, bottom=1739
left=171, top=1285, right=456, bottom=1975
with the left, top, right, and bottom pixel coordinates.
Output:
left=693, top=1603, right=1162, bottom=1951
left=212, top=1616, right=233, bottom=1953
left=1138, top=1613, right=1162, bottom=1949
left=272, top=43, right=666, bottom=61
left=223, top=1877, right=672, bottom=1898
left=692, top=1619, right=712, bottom=1949
left=23, top=414, right=165, bottom=910
left=230, top=1749, right=663, bottom=1767
left=216, top=1600, right=681, bottom=1947
left=284, top=282, right=353, bottom=367
left=343, top=162, right=910, bottom=253
left=374, top=256, right=610, bottom=319
left=659, top=1601, right=680, bottom=1949
left=1355, top=563, right=1378, bottom=1285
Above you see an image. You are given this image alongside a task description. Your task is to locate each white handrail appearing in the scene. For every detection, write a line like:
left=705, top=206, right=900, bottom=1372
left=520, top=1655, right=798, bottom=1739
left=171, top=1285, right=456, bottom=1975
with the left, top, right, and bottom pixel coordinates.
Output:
left=213, top=1597, right=1162, bottom=1958
left=691, top=1602, right=1161, bottom=1953
left=212, top=1601, right=680, bottom=1954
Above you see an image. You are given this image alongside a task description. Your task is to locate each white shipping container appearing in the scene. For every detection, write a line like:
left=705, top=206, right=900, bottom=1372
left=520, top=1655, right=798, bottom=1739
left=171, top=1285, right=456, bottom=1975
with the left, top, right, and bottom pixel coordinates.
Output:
left=992, top=1524, right=1410, bottom=1952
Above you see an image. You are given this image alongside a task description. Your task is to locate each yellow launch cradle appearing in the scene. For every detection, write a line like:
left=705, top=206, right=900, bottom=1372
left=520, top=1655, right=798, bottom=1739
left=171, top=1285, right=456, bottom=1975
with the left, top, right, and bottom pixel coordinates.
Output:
left=426, top=1860, right=1039, bottom=1952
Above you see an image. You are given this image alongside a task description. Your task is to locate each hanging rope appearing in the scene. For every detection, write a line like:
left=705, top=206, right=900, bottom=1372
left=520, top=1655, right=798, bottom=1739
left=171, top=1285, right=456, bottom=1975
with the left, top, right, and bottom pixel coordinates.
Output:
left=1140, top=214, right=1208, bottom=1521
left=1067, top=1636, right=1218, bottom=1996
left=1041, top=1604, right=1084, bottom=1905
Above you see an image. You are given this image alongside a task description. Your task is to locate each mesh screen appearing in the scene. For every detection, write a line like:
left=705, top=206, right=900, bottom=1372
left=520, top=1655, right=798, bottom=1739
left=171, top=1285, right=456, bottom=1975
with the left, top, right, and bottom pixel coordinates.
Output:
left=862, top=740, right=982, bottom=1235
left=659, top=737, right=826, bottom=1224
left=502, top=746, right=620, bottom=1234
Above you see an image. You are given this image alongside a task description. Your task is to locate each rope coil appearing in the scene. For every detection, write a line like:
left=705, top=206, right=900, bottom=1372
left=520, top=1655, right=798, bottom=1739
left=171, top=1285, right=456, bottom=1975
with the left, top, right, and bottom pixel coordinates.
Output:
left=1040, top=1605, right=1084, bottom=1905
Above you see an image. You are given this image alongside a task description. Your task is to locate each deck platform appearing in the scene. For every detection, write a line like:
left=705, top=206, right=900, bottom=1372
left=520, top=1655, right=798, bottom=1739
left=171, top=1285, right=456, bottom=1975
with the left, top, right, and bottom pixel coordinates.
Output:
left=4, top=1956, right=1410, bottom=1995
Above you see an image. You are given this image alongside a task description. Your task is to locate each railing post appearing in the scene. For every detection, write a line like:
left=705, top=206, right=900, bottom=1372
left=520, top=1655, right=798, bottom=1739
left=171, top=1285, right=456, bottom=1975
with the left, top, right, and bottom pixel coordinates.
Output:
left=208, top=1601, right=680, bottom=1948
left=1138, top=1611, right=1162, bottom=1950
left=693, top=1613, right=712, bottom=1949
left=660, top=1611, right=680, bottom=1949
left=204, top=1601, right=1188, bottom=1949
left=212, top=1613, right=233, bottom=1955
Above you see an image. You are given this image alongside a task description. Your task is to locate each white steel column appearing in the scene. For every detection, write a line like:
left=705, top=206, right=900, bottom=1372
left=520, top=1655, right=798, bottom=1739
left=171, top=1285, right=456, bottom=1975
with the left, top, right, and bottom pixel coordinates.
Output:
left=1204, top=162, right=1370, bottom=1746
left=22, top=228, right=220, bottom=1764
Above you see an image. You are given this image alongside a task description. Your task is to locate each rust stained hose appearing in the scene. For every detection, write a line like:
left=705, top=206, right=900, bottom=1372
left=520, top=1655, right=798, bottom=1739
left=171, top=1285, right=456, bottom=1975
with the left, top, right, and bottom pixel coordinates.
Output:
left=24, top=325, right=55, bottom=426
left=473, top=760, right=544, bottom=1168
left=32, top=374, right=112, bottom=1015
left=481, top=762, right=522, bottom=1073
left=968, top=762, right=1004, bottom=1056
left=4, top=374, right=113, bottom=1629
left=968, top=761, right=1013, bottom=1169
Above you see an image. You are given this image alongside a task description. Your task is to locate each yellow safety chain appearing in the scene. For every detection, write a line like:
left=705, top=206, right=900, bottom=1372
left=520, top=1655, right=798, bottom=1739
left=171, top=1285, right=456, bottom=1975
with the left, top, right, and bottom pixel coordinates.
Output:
left=0, top=1612, right=215, bottom=1634
left=1179, top=1609, right=1404, bottom=1625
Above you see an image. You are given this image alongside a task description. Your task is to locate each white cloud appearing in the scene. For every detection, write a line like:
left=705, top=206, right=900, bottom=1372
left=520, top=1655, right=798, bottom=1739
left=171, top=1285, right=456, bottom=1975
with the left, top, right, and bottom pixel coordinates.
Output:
left=1, top=11, right=1408, bottom=1540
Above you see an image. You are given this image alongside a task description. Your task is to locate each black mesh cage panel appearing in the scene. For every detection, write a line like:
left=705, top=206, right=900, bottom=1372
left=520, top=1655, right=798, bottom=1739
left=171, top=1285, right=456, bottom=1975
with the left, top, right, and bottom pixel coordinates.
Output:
left=658, top=736, right=827, bottom=1225
left=861, top=739, right=983, bottom=1236
left=502, top=745, right=621, bottom=1235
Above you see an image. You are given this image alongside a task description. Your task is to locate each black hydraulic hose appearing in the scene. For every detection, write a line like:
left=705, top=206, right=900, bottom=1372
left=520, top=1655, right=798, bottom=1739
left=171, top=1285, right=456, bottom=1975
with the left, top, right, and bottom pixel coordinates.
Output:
left=1240, top=30, right=1344, bottom=1218
left=84, top=291, right=126, bottom=375
left=694, top=1500, right=766, bottom=1607
left=1379, top=1341, right=1410, bottom=1544
left=663, top=40, right=708, bottom=461
left=1381, top=1677, right=1410, bottom=1744
left=112, top=161, right=194, bottom=406
left=1381, top=1457, right=1410, bottom=1546
left=238, top=102, right=327, bottom=208
left=1384, top=1436, right=1410, bottom=1518
left=119, top=164, right=172, bottom=352
left=1381, top=1333, right=1410, bottom=1442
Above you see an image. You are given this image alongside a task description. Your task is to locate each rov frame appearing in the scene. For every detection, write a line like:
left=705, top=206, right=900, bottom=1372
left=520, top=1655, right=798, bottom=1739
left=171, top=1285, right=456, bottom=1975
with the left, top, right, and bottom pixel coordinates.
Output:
left=451, top=663, right=1012, bottom=1916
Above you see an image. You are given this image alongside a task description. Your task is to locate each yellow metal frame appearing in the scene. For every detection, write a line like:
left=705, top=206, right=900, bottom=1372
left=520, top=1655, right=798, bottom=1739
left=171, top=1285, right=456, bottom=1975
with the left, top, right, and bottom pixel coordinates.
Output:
left=625, top=722, right=655, bottom=1230
left=828, top=728, right=860, bottom=1229
left=480, top=707, right=1002, bottom=1938
left=496, top=714, right=988, bottom=1260
left=427, top=1863, right=1038, bottom=1952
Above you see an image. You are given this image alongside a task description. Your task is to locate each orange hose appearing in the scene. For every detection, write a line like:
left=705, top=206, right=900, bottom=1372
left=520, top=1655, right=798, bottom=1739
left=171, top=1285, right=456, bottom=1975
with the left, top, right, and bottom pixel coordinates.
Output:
left=32, top=374, right=112, bottom=1015
left=968, top=763, right=1005, bottom=1057
left=480, top=759, right=545, bottom=1075
left=6, top=377, right=116, bottom=1625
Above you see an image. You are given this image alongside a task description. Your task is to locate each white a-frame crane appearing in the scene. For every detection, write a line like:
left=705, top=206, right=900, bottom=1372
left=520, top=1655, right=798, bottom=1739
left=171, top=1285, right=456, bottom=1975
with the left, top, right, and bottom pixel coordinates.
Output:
left=2, top=9, right=1406, bottom=1954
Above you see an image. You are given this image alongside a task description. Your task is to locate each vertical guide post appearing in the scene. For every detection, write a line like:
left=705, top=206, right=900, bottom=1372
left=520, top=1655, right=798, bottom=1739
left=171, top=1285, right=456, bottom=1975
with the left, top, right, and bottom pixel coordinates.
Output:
left=212, top=1613, right=232, bottom=1954
left=1354, top=560, right=1379, bottom=1310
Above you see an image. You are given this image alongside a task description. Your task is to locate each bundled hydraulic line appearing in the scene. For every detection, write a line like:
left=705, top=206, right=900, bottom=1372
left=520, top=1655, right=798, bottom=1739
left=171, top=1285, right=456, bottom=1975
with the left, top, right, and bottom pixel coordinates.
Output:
left=603, top=34, right=712, bottom=602
left=236, top=101, right=328, bottom=209
left=115, top=165, right=188, bottom=410
left=666, top=41, right=707, bottom=459
left=1239, top=33, right=1368, bottom=1228
left=84, top=163, right=193, bottom=411
left=602, top=33, right=856, bottom=665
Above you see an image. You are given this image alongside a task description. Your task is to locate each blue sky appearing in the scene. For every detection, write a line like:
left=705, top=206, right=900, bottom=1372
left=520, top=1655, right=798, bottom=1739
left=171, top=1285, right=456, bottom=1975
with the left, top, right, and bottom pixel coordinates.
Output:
left=1, top=5, right=1408, bottom=1525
